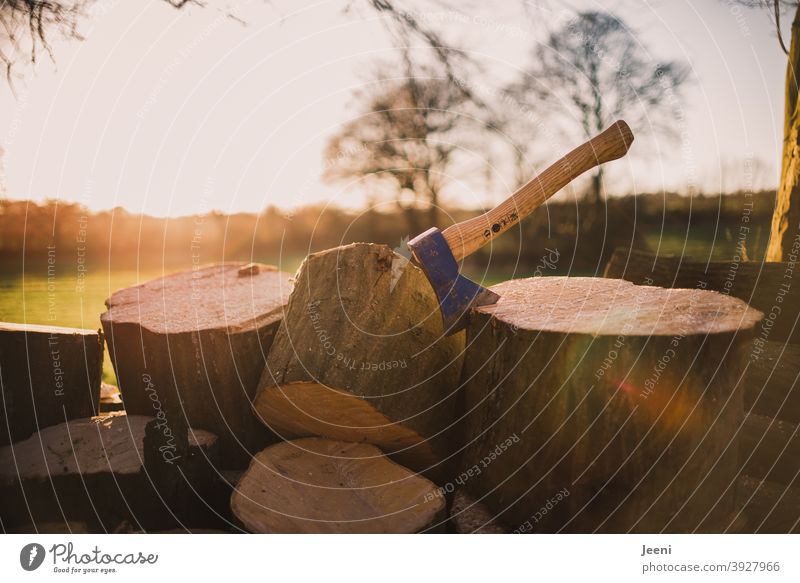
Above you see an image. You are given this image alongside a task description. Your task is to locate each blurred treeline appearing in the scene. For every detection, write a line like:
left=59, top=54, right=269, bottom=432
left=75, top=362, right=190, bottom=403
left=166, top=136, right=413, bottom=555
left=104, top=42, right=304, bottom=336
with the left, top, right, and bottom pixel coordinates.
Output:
left=0, top=190, right=776, bottom=279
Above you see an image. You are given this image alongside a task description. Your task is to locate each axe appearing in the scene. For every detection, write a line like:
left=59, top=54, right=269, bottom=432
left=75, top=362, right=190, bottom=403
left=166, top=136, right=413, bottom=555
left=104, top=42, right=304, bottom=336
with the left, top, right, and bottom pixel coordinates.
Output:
left=407, top=120, right=634, bottom=334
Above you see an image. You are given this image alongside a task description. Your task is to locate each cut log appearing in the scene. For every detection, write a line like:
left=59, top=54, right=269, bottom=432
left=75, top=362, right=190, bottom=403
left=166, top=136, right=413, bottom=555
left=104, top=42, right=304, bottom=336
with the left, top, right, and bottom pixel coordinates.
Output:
left=740, top=414, right=800, bottom=486
left=230, top=437, right=445, bottom=533
left=0, top=322, right=103, bottom=446
left=101, top=263, right=292, bottom=468
left=604, top=247, right=800, bottom=344
left=736, top=475, right=800, bottom=533
left=0, top=412, right=221, bottom=532
left=458, top=276, right=762, bottom=533
left=449, top=490, right=507, bottom=534
left=99, top=382, right=124, bottom=413
left=744, top=341, right=800, bottom=424
left=254, top=243, right=465, bottom=481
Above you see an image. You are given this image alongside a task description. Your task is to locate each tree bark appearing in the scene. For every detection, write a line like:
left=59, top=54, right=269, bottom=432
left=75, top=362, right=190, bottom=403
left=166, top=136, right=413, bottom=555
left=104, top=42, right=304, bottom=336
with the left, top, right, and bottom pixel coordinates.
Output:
left=0, top=322, right=103, bottom=446
left=0, top=412, right=220, bottom=532
left=254, top=243, right=465, bottom=482
left=101, top=263, right=291, bottom=469
left=458, top=277, right=762, bottom=533
left=768, top=4, right=800, bottom=261
left=230, top=438, right=445, bottom=533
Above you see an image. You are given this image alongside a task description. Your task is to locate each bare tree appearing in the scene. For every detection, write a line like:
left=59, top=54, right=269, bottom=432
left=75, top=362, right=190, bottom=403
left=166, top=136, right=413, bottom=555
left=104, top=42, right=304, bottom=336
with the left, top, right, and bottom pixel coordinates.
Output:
left=355, top=1, right=488, bottom=107
left=511, top=11, right=689, bottom=203
left=0, top=1, right=483, bottom=93
left=323, top=58, right=480, bottom=232
left=0, top=0, right=202, bottom=83
left=0, top=0, right=88, bottom=80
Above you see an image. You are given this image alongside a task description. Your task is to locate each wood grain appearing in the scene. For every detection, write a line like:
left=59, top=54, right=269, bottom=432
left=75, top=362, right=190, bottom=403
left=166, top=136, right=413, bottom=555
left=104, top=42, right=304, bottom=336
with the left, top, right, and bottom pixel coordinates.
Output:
left=231, top=438, right=445, bottom=533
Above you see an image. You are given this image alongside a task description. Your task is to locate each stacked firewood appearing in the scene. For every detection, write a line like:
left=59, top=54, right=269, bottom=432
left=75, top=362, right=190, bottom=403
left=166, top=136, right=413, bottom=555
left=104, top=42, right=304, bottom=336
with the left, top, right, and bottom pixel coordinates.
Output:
left=0, top=245, right=781, bottom=533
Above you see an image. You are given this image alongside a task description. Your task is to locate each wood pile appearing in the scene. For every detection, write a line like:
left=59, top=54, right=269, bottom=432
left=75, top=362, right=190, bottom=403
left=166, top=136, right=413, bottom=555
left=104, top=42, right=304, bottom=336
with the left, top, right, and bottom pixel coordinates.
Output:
left=1, top=249, right=790, bottom=533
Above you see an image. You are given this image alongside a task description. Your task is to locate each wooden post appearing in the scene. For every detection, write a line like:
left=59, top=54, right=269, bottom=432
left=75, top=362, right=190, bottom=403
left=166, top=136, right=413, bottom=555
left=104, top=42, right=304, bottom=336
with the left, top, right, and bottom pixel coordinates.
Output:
left=458, top=277, right=762, bottom=532
left=767, top=3, right=800, bottom=261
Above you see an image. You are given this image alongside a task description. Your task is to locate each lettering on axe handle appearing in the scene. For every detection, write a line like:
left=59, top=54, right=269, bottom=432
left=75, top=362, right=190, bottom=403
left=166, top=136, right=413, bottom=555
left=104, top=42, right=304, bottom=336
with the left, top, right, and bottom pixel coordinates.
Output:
left=483, top=211, right=520, bottom=238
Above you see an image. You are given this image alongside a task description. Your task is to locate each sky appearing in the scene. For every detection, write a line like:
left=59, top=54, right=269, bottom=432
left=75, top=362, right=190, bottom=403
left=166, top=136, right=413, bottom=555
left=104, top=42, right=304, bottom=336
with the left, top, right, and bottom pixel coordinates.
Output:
left=0, top=0, right=789, bottom=217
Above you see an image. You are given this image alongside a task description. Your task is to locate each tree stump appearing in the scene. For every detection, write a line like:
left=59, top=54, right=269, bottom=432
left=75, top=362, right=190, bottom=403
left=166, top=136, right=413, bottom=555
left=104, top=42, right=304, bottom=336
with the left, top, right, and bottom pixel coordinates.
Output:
left=0, top=322, right=103, bottom=446
left=230, top=437, right=445, bottom=533
left=0, top=412, right=220, bottom=532
left=101, top=263, right=292, bottom=468
left=458, top=276, right=762, bottom=533
left=254, top=243, right=465, bottom=481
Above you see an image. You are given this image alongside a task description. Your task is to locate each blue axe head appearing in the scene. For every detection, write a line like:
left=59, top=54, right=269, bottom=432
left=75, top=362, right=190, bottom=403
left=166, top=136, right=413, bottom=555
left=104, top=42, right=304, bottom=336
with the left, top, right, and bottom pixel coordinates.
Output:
left=407, top=227, right=499, bottom=335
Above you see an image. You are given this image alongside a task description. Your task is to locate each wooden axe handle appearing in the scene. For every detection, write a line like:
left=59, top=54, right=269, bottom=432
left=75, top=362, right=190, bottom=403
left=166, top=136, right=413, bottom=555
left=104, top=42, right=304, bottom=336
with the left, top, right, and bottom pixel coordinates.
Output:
left=442, top=120, right=634, bottom=261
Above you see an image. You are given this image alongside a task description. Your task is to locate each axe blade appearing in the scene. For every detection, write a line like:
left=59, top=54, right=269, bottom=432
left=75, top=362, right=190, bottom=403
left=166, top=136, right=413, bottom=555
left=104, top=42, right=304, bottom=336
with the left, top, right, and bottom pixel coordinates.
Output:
left=407, top=227, right=499, bottom=335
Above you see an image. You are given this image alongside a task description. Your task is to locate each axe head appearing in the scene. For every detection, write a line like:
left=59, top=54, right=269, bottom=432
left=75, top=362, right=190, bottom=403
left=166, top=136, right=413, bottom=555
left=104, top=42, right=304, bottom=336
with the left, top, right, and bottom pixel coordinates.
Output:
left=407, top=227, right=500, bottom=335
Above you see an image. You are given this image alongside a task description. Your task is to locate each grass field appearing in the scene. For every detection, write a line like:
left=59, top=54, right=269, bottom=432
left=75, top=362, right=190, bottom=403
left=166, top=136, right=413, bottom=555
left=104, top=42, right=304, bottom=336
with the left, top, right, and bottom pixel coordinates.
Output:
left=0, top=269, right=173, bottom=384
left=0, top=260, right=307, bottom=385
